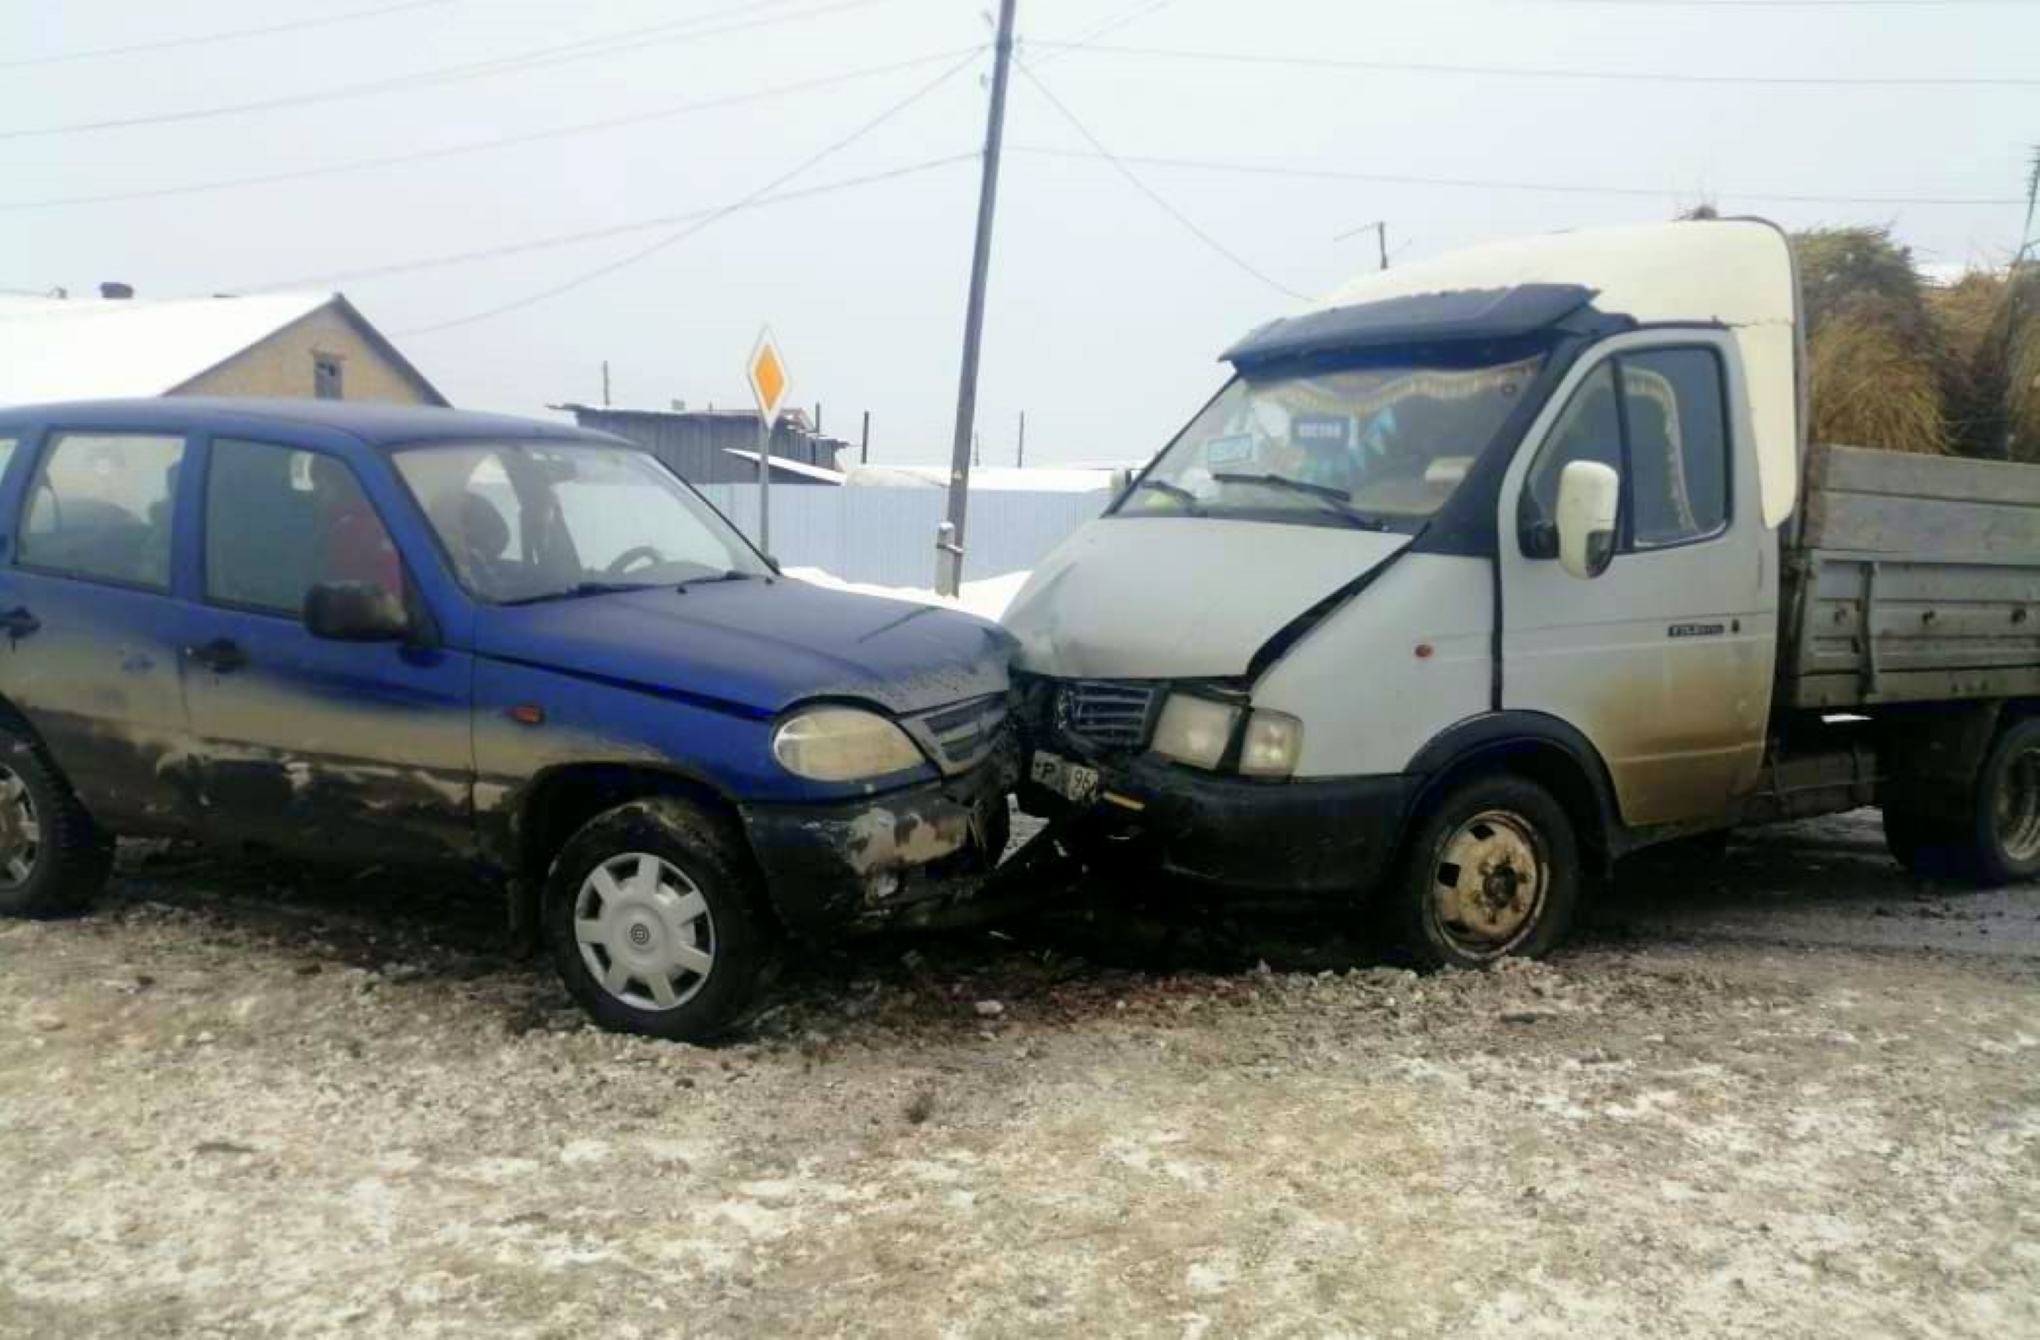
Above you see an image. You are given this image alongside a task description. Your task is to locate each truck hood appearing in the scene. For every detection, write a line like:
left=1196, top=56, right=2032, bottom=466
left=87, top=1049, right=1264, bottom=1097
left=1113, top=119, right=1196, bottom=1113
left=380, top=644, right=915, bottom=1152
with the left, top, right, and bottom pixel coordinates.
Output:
left=477, top=578, right=1013, bottom=718
left=1001, top=518, right=1409, bottom=679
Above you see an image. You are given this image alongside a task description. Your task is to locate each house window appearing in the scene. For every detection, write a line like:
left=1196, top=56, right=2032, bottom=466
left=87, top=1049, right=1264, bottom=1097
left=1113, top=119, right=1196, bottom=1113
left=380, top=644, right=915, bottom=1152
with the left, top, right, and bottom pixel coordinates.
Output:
left=314, top=354, right=344, bottom=400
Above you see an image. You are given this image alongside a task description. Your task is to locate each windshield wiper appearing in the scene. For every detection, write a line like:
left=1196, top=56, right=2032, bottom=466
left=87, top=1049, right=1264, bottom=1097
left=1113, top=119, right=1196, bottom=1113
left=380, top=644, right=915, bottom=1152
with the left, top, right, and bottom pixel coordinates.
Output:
left=499, top=580, right=652, bottom=607
left=675, top=570, right=756, bottom=590
left=1210, top=472, right=1390, bottom=531
left=1130, top=478, right=1204, bottom=511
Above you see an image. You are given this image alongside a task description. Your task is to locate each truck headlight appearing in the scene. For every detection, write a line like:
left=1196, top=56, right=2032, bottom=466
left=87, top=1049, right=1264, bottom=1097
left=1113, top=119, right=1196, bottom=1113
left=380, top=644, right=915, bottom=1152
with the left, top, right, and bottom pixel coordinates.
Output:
left=1150, top=694, right=1240, bottom=770
left=772, top=706, right=926, bottom=782
left=1239, top=709, right=1303, bottom=778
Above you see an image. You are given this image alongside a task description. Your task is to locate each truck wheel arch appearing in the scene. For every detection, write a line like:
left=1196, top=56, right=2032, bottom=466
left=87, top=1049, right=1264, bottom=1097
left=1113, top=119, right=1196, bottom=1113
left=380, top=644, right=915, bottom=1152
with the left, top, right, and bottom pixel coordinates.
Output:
left=1402, top=712, right=1624, bottom=876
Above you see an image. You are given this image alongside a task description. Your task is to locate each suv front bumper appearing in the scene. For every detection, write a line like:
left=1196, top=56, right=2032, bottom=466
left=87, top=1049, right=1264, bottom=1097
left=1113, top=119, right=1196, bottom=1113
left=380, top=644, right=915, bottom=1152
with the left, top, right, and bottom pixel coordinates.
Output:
left=739, top=752, right=1018, bottom=939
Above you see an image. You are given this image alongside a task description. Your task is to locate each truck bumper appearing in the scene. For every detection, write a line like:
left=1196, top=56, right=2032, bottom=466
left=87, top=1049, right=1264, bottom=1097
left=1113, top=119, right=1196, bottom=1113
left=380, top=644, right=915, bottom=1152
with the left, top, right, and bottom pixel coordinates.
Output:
left=1021, top=754, right=1415, bottom=897
left=739, top=757, right=1017, bottom=939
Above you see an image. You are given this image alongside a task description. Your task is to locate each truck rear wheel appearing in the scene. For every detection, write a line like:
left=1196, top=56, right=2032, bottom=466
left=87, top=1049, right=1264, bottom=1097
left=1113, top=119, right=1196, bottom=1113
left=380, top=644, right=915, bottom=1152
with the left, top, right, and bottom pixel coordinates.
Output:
left=545, top=798, right=772, bottom=1043
left=1387, top=775, right=1582, bottom=970
left=1885, top=717, right=2040, bottom=886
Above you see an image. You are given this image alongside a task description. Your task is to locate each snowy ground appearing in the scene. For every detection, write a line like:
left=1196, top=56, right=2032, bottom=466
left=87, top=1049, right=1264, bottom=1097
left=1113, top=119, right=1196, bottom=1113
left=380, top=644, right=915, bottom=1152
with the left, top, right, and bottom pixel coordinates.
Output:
left=2, top=811, right=2037, bottom=1337
left=786, top=565, right=1029, bottom=622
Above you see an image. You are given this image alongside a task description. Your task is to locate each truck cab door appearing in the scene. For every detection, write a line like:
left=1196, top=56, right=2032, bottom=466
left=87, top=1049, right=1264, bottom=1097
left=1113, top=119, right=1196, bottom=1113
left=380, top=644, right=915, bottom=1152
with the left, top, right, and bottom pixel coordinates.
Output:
left=1498, top=333, right=1777, bottom=829
left=179, top=435, right=474, bottom=864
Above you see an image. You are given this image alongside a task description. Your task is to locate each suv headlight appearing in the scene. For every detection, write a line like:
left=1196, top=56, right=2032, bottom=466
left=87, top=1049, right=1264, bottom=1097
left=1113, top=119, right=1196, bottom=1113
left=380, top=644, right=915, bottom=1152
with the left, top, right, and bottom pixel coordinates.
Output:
left=1150, top=694, right=1240, bottom=770
left=772, top=706, right=926, bottom=782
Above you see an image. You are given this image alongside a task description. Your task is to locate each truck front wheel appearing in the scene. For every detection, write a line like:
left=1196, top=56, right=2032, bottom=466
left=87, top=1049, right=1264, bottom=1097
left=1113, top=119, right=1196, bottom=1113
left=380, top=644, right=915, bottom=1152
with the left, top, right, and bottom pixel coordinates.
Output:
left=1386, top=775, right=1582, bottom=969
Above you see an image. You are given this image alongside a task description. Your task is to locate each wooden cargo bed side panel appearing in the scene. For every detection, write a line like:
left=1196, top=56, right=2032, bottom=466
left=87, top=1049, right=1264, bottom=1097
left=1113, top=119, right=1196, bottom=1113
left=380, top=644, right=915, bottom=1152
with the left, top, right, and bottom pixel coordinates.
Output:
left=1783, top=446, right=2040, bottom=708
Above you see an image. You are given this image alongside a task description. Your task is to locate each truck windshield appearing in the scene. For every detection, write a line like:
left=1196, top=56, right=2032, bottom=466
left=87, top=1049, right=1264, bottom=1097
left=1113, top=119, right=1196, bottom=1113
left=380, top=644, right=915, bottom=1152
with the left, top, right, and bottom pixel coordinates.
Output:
left=393, top=441, right=770, bottom=604
left=1120, top=351, right=1546, bottom=528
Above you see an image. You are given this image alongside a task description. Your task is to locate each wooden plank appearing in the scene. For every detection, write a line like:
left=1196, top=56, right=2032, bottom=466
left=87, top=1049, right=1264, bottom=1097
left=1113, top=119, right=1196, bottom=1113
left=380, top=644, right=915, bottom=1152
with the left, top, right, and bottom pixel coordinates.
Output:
left=1800, top=490, right=2040, bottom=560
left=1808, top=442, right=2040, bottom=508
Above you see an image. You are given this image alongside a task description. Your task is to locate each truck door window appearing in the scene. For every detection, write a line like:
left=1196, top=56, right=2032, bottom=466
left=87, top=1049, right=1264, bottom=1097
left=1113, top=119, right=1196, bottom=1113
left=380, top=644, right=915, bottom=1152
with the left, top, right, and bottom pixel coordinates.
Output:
left=1521, top=363, right=1621, bottom=546
left=18, top=432, right=185, bottom=591
left=1521, top=347, right=1730, bottom=555
left=1622, top=348, right=1729, bottom=548
left=204, top=438, right=405, bottom=616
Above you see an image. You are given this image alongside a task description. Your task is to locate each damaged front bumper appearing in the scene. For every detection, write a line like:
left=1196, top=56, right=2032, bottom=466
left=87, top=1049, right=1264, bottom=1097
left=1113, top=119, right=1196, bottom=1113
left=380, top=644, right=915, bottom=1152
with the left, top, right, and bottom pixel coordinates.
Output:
left=739, top=752, right=1019, bottom=939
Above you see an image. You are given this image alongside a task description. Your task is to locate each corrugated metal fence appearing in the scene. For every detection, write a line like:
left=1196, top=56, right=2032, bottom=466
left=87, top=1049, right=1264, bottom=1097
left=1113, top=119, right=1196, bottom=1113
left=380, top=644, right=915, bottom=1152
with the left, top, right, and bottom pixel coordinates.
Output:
left=697, top=485, right=1106, bottom=585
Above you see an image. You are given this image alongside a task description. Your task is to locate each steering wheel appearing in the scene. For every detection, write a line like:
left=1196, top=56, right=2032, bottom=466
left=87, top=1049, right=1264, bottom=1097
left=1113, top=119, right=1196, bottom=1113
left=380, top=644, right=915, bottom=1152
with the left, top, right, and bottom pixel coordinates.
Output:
left=604, top=545, right=665, bottom=577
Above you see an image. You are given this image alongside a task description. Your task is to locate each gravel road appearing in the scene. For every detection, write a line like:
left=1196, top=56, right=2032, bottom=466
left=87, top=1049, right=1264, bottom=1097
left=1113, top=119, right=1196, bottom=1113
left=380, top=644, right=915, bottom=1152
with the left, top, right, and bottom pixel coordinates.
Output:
left=3, top=810, right=2036, bottom=1338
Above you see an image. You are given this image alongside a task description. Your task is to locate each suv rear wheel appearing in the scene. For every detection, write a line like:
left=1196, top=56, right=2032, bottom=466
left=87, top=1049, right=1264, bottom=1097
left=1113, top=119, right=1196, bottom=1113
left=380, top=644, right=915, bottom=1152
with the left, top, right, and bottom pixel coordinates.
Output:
left=0, top=720, right=113, bottom=919
left=545, top=797, right=771, bottom=1042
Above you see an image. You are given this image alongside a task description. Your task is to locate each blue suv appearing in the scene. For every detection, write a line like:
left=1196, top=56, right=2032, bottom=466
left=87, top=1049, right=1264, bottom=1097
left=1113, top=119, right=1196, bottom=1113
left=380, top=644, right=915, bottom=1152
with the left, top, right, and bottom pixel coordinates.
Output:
left=0, top=399, right=1016, bottom=1040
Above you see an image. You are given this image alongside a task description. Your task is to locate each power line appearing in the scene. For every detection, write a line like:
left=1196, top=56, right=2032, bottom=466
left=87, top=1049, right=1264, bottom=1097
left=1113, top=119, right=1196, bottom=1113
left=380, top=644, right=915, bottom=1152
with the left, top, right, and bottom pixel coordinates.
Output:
left=0, top=48, right=978, bottom=211
left=1011, top=143, right=2029, bottom=207
left=1027, top=0, right=1189, bottom=69
left=1013, top=60, right=1309, bottom=301
left=0, top=0, right=893, bottom=140
left=237, top=153, right=978, bottom=291
left=0, top=0, right=453, bottom=70
left=1029, top=40, right=2040, bottom=88
left=396, top=47, right=984, bottom=335
left=1526, top=0, right=2040, bottom=7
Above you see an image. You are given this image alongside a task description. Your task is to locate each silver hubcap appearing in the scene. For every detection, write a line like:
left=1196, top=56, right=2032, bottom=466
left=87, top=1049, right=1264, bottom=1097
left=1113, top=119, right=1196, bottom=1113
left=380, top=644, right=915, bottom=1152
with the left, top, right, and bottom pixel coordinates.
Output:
left=0, top=766, right=40, bottom=889
left=1996, top=746, right=2040, bottom=864
left=1429, top=808, right=1547, bottom=957
left=574, top=853, right=715, bottom=1011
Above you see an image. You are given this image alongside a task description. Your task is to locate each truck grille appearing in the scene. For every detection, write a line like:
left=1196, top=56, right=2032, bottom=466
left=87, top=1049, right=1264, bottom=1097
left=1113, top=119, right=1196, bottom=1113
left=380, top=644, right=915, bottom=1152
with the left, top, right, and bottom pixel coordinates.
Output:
left=907, top=693, right=1009, bottom=774
left=1054, top=680, right=1159, bottom=751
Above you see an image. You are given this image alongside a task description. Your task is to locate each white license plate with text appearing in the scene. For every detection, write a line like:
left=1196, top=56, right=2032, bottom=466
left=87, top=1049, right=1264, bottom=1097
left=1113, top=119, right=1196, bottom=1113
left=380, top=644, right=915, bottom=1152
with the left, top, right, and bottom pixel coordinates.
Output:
left=1030, top=751, right=1100, bottom=804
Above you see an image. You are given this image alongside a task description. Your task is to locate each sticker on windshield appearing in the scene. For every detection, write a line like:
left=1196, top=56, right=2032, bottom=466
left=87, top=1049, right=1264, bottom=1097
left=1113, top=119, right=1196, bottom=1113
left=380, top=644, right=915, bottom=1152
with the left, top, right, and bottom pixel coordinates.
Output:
left=1292, top=413, right=1354, bottom=449
left=1204, top=433, right=1255, bottom=466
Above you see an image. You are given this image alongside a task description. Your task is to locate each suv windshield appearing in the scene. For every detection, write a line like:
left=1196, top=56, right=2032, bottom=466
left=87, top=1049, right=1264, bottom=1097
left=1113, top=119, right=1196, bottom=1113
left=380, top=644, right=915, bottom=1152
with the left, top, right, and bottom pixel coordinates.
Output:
left=393, top=440, right=769, bottom=604
left=1119, top=351, right=1546, bottom=528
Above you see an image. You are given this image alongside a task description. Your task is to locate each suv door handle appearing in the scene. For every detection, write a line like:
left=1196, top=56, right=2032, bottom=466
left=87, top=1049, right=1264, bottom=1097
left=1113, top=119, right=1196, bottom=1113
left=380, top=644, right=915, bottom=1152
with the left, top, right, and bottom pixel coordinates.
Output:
left=186, top=638, right=248, bottom=673
left=0, top=607, right=39, bottom=640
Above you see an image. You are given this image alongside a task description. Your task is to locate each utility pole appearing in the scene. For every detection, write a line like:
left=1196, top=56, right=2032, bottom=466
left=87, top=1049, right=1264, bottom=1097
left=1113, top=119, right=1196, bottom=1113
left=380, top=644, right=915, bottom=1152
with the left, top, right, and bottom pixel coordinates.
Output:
left=1016, top=410, right=1026, bottom=468
left=601, top=360, right=611, bottom=407
left=859, top=410, right=870, bottom=465
left=1334, top=220, right=1388, bottom=271
left=936, top=0, right=1018, bottom=596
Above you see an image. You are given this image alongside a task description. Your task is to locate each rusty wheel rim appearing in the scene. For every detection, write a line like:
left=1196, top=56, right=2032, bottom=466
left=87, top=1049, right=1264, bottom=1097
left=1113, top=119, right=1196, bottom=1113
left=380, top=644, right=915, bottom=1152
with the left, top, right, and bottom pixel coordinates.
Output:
left=1428, top=808, right=1547, bottom=959
left=0, top=766, right=40, bottom=890
left=1996, top=746, right=2040, bottom=865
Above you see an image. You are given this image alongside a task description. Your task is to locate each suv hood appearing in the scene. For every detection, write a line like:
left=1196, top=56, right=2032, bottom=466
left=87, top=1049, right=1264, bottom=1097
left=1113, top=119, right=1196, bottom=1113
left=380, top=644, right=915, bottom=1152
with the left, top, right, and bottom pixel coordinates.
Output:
left=478, top=578, right=1013, bottom=718
left=1002, top=518, right=1409, bottom=679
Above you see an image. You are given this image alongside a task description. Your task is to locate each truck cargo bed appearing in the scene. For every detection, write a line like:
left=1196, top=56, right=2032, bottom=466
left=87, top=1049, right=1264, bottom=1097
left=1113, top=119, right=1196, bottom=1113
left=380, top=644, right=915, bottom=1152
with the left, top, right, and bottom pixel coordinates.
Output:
left=1780, top=444, right=2040, bottom=709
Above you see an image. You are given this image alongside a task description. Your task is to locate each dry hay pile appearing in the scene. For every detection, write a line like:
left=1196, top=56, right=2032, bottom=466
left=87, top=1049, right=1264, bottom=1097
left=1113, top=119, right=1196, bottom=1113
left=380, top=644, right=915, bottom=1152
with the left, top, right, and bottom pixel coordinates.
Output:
left=1926, top=263, right=2040, bottom=463
left=1793, top=227, right=1949, bottom=454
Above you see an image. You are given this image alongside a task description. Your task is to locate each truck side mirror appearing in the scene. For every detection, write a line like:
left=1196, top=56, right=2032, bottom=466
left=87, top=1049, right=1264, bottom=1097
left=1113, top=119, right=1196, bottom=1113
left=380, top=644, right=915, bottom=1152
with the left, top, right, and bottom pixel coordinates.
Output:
left=1556, top=461, right=1620, bottom=580
left=304, top=581, right=411, bottom=642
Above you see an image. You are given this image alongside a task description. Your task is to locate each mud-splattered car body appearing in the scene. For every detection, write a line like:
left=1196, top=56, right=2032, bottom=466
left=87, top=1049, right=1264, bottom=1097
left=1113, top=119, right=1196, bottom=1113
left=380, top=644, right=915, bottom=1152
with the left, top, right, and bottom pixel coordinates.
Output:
left=0, top=398, right=1017, bottom=942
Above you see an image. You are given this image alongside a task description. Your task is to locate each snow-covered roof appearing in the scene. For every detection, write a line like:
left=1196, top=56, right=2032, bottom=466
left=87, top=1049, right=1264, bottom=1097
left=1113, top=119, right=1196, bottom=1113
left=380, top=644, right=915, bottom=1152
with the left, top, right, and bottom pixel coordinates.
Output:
left=720, top=447, right=846, bottom=484
left=848, top=463, right=1122, bottom=493
left=0, top=291, right=440, bottom=407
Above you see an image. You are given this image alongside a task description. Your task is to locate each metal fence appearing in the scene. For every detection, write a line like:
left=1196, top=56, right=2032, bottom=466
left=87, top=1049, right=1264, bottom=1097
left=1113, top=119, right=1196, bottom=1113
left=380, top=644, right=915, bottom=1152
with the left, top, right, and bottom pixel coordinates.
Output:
left=696, top=484, right=1106, bottom=586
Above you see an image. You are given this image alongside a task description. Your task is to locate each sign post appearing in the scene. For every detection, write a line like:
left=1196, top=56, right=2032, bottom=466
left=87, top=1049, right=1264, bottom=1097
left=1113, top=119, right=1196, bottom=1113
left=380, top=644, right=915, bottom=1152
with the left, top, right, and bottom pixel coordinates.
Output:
left=746, top=327, right=790, bottom=554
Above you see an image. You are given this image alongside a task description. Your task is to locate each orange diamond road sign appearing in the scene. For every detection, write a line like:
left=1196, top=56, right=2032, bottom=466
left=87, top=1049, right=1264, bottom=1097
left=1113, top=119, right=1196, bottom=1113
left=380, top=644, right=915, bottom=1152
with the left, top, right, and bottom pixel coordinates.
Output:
left=747, top=327, right=790, bottom=425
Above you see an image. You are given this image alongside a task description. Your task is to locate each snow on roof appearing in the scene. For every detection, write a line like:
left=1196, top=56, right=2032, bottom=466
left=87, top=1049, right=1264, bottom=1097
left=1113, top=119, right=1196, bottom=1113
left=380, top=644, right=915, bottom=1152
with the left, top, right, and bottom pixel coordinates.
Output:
left=0, top=291, right=335, bottom=407
left=847, top=463, right=1122, bottom=493
left=719, top=447, right=846, bottom=484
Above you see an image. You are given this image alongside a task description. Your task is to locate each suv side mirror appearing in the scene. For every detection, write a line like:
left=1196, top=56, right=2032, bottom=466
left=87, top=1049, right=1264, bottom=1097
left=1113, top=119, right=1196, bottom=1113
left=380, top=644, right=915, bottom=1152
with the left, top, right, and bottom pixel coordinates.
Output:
left=1556, top=461, right=1620, bottom=580
left=304, top=581, right=410, bottom=642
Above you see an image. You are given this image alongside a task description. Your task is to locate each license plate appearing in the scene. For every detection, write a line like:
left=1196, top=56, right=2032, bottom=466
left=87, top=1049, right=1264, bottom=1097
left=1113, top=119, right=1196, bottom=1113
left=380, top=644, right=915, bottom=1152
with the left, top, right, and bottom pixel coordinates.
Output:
left=1030, top=750, right=1100, bottom=804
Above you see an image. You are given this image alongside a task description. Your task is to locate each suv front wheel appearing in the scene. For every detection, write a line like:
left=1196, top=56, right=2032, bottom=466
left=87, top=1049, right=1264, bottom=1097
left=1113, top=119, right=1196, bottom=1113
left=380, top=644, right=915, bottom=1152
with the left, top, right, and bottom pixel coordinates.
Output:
left=545, top=797, right=772, bottom=1043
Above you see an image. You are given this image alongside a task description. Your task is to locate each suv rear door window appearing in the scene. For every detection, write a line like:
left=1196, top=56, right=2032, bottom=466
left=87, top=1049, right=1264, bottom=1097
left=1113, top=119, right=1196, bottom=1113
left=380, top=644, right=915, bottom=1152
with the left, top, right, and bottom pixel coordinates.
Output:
left=19, top=432, right=185, bottom=590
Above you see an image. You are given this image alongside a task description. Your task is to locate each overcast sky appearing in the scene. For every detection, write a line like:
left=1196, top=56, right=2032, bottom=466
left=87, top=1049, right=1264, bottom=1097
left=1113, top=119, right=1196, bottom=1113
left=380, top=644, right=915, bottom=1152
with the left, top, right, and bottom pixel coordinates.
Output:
left=5, top=0, right=2036, bottom=464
